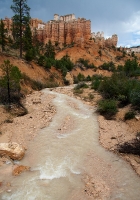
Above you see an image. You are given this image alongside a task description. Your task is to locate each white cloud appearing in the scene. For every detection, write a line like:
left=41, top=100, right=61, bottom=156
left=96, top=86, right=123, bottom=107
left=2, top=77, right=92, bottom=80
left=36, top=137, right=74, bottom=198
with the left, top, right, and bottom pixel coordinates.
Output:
left=122, top=11, right=140, bottom=33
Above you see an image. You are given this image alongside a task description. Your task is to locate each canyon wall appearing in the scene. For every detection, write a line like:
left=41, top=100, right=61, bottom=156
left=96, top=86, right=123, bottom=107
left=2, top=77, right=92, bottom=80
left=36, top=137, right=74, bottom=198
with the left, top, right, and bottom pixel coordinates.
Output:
left=3, top=14, right=118, bottom=47
left=30, top=14, right=91, bottom=47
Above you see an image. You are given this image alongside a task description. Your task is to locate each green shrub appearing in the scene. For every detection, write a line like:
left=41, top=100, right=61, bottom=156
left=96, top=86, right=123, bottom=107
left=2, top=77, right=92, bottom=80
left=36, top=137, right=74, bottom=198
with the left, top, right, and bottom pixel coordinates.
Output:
left=91, top=75, right=103, bottom=90
left=77, top=58, right=89, bottom=67
left=74, top=82, right=88, bottom=90
left=85, top=75, right=91, bottom=81
left=73, top=76, right=79, bottom=84
left=77, top=58, right=96, bottom=70
left=115, top=56, right=122, bottom=61
left=88, top=63, right=97, bottom=70
left=38, top=55, right=46, bottom=66
left=55, top=55, right=74, bottom=77
left=45, top=57, right=56, bottom=69
left=77, top=73, right=85, bottom=82
left=117, top=65, right=123, bottom=71
left=99, top=62, right=115, bottom=72
left=99, top=73, right=136, bottom=103
left=25, top=48, right=35, bottom=61
left=73, top=73, right=85, bottom=83
left=124, top=111, right=135, bottom=120
left=73, top=88, right=83, bottom=94
left=98, top=99, right=118, bottom=119
left=88, top=93, right=94, bottom=100
left=124, top=59, right=139, bottom=77
left=130, top=86, right=140, bottom=109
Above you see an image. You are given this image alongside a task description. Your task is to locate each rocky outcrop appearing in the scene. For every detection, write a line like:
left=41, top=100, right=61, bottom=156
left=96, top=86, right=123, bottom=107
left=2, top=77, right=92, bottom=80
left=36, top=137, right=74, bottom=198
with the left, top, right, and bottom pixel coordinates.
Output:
left=65, top=72, right=73, bottom=85
left=105, top=34, right=118, bottom=47
left=30, top=18, right=45, bottom=29
left=0, top=142, right=25, bottom=160
left=3, top=17, right=13, bottom=38
left=42, top=14, right=91, bottom=47
left=91, top=31, right=118, bottom=47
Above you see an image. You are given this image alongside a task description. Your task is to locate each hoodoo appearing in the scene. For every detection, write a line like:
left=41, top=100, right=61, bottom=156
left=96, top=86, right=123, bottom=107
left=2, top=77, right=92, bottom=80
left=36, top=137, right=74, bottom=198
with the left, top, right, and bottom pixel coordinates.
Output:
left=3, top=14, right=118, bottom=47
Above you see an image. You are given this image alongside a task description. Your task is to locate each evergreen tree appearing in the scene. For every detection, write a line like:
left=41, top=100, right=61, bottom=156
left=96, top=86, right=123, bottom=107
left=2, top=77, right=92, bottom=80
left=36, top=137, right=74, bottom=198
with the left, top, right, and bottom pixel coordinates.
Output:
left=0, top=60, right=22, bottom=104
left=23, top=23, right=32, bottom=51
left=24, top=24, right=36, bottom=61
left=0, top=19, right=7, bottom=52
left=45, top=40, right=55, bottom=59
left=11, top=0, right=30, bottom=58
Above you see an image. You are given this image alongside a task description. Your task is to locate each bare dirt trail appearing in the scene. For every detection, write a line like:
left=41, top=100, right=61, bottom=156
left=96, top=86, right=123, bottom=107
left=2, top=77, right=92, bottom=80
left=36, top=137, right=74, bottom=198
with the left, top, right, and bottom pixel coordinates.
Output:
left=0, top=87, right=140, bottom=200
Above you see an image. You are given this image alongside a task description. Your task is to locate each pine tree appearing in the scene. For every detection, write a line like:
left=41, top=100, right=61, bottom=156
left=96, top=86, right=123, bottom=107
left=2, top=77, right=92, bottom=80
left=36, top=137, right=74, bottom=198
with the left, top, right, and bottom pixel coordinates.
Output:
left=0, top=19, right=7, bottom=52
left=11, top=0, right=30, bottom=58
left=23, top=24, right=37, bottom=61
left=0, top=60, right=22, bottom=104
left=23, top=23, right=32, bottom=51
left=45, top=40, right=55, bottom=59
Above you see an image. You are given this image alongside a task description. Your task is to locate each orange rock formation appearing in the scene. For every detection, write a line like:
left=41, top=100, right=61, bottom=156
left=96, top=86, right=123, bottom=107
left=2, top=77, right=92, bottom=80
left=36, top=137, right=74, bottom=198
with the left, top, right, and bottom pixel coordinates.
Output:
left=91, top=31, right=118, bottom=47
left=3, top=14, right=118, bottom=47
left=30, top=14, right=91, bottom=47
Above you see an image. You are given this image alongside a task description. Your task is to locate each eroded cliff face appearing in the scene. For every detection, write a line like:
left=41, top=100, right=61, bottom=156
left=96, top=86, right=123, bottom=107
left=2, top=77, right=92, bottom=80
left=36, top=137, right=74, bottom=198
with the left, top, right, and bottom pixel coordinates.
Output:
left=30, top=14, right=91, bottom=47
left=3, top=14, right=118, bottom=48
left=91, top=31, right=118, bottom=48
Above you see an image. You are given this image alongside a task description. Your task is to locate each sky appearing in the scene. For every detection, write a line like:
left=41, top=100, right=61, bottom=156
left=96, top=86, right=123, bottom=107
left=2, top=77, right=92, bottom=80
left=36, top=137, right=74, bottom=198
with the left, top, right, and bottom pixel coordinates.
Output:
left=0, top=0, right=140, bottom=47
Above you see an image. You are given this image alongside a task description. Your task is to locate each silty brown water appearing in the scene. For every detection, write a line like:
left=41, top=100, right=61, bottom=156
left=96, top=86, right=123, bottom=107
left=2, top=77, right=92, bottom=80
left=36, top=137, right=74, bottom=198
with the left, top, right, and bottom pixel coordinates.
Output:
left=1, top=88, right=140, bottom=200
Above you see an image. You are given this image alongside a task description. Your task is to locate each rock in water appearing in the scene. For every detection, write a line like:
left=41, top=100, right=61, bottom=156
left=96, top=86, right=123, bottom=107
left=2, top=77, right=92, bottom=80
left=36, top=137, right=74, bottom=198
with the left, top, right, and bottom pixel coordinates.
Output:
left=12, top=165, right=30, bottom=176
left=0, top=142, right=25, bottom=160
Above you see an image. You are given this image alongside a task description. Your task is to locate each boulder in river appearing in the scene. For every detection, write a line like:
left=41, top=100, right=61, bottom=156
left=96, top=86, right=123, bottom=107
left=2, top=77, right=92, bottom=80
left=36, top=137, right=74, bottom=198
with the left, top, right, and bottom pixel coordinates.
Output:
left=0, top=142, right=25, bottom=160
left=12, top=165, right=30, bottom=176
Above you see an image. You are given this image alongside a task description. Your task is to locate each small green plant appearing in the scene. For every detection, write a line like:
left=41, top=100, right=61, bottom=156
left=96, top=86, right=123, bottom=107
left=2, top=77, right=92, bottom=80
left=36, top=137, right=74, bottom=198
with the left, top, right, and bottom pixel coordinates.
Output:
left=75, top=73, right=85, bottom=82
left=98, top=99, right=118, bottom=119
left=131, top=51, right=135, bottom=57
left=88, top=93, right=94, bottom=100
left=130, top=86, right=140, bottom=109
left=91, top=75, right=103, bottom=90
left=74, top=82, right=88, bottom=90
left=4, top=119, right=13, bottom=123
left=99, top=62, right=115, bottom=72
left=124, top=111, right=135, bottom=120
left=85, top=75, right=91, bottom=81
left=73, top=88, right=83, bottom=94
